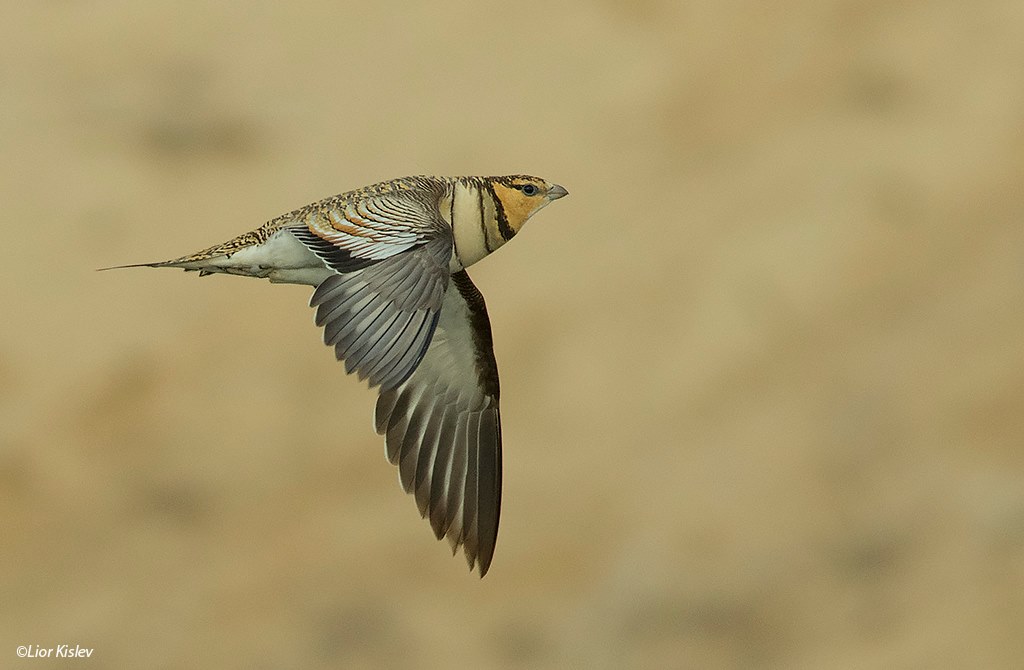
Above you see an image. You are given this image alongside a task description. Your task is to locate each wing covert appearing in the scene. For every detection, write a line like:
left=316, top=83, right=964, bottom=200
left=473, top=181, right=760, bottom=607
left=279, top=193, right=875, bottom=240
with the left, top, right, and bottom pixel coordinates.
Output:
left=295, top=189, right=448, bottom=273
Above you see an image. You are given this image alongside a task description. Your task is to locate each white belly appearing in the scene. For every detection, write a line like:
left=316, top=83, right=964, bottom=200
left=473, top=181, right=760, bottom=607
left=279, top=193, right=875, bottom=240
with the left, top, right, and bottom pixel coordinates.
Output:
left=206, top=229, right=333, bottom=285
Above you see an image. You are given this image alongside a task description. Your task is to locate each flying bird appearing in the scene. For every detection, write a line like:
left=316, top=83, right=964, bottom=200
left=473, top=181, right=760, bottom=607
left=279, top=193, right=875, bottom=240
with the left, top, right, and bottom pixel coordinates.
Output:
left=107, top=175, right=568, bottom=576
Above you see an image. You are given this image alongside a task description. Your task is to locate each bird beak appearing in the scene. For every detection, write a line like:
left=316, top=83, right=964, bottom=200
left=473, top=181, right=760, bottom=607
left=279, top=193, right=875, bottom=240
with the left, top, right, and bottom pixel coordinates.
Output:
left=547, top=184, right=569, bottom=200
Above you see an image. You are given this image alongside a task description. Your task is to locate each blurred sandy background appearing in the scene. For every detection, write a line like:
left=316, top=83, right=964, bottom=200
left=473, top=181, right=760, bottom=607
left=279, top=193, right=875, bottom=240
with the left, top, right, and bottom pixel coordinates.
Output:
left=3, top=1, right=1024, bottom=668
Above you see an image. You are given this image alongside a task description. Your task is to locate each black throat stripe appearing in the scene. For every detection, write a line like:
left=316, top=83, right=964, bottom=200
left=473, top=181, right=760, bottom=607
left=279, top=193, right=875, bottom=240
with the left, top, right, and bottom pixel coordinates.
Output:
left=486, top=183, right=516, bottom=241
left=479, top=187, right=494, bottom=253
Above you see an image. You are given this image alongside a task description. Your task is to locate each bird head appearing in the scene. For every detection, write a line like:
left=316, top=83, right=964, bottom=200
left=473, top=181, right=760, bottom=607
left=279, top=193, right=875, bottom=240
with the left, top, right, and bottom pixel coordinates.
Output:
left=488, top=175, right=569, bottom=235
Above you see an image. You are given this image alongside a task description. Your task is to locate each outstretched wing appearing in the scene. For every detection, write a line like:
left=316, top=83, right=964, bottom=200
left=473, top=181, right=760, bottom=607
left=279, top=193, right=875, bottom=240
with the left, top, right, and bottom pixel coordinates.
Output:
left=295, top=190, right=503, bottom=575
left=374, top=271, right=502, bottom=576
left=292, top=188, right=453, bottom=391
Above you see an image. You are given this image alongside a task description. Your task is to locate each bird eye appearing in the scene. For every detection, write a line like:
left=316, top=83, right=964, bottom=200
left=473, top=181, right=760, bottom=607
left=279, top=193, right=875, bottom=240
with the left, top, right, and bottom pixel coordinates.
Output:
left=520, top=184, right=539, bottom=196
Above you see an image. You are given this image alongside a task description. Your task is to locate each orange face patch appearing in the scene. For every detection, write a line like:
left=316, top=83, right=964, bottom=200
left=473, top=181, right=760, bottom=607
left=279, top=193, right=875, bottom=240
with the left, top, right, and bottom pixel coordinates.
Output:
left=490, top=181, right=547, bottom=234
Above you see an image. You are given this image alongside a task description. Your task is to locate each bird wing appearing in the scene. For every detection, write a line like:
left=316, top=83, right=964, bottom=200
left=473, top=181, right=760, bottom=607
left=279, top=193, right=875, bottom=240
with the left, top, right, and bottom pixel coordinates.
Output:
left=295, top=190, right=447, bottom=272
left=293, top=189, right=453, bottom=391
left=373, top=271, right=502, bottom=576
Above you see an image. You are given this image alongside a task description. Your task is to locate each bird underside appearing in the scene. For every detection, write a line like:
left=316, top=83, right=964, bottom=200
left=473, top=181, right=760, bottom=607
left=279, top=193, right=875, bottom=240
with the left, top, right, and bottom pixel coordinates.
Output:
left=132, top=227, right=334, bottom=286
left=177, top=262, right=331, bottom=285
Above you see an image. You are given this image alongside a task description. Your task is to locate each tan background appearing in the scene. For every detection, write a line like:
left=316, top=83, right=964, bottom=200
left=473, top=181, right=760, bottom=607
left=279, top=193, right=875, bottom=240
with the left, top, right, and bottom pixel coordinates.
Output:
left=3, top=2, right=1024, bottom=668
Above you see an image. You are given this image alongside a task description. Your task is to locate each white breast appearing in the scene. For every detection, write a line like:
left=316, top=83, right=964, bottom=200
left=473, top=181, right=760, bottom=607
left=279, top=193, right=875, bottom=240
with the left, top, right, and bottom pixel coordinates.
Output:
left=450, top=182, right=489, bottom=270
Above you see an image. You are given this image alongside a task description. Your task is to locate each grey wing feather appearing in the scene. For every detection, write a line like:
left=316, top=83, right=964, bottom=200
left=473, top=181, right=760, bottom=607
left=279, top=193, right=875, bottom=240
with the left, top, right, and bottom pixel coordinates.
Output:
left=374, top=271, right=502, bottom=576
left=307, top=238, right=450, bottom=391
left=296, top=184, right=453, bottom=390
